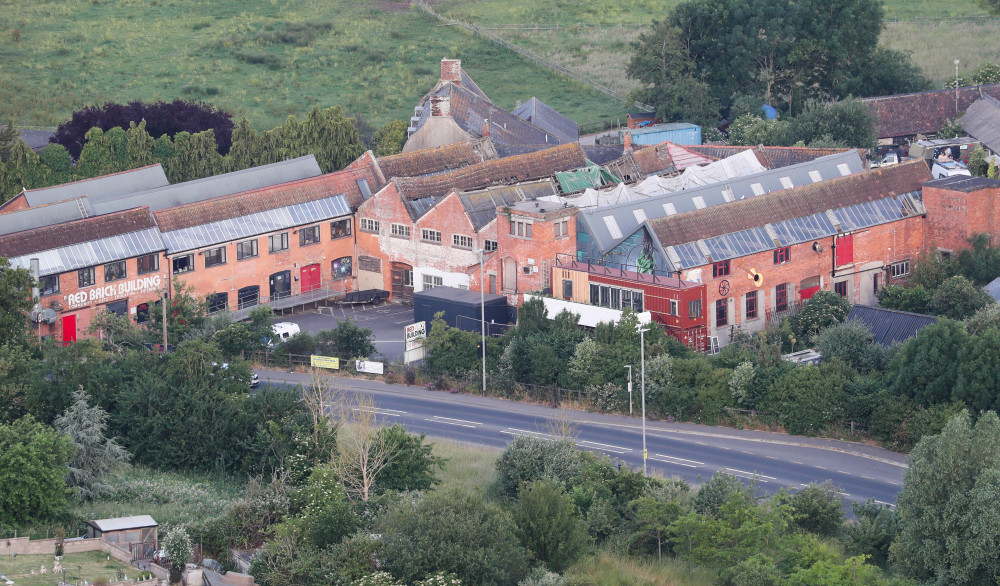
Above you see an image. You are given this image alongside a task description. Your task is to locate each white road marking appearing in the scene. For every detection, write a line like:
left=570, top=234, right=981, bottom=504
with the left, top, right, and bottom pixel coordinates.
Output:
left=649, top=454, right=703, bottom=468
left=577, top=440, right=631, bottom=454
left=428, top=416, right=483, bottom=426
left=426, top=418, right=477, bottom=428
left=500, top=428, right=554, bottom=440
left=727, top=468, right=777, bottom=481
left=874, top=500, right=895, bottom=508
left=353, top=407, right=406, bottom=417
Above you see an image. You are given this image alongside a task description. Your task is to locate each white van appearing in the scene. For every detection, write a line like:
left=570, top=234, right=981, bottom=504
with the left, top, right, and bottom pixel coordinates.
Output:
left=931, top=160, right=972, bottom=179
left=270, top=322, right=301, bottom=345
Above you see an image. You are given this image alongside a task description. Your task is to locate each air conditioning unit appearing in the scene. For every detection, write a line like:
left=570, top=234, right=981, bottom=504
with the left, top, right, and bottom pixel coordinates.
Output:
left=707, top=336, right=720, bottom=355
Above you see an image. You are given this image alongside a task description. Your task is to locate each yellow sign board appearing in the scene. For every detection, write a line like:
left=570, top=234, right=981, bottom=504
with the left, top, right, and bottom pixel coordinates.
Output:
left=310, top=355, right=340, bottom=370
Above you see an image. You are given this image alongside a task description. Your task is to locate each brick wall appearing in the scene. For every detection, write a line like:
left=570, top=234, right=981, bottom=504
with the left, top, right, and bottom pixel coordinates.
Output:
left=923, top=182, right=1000, bottom=253
left=495, top=202, right=577, bottom=299
left=684, top=216, right=925, bottom=345
left=171, top=218, right=356, bottom=312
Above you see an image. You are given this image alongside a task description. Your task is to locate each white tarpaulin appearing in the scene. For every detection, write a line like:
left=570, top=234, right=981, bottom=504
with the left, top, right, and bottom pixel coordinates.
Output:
left=524, top=294, right=652, bottom=329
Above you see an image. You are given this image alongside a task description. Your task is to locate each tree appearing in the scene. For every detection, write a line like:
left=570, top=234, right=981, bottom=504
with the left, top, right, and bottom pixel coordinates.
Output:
left=976, top=0, right=1000, bottom=16
left=890, top=410, right=1000, bottom=584
left=816, top=321, right=886, bottom=373
left=514, top=479, right=591, bottom=572
left=762, top=363, right=847, bottom=435
left=790, top=99, right=878, bottom=150
left=793, top=290, right=851, bottom=340
left=887, top=318, right=969, bottom=406
left=626, top=20, right=721, bottom=125
left=52, top=99, right=234, bottom=159
left=964, top=303, right=1000, bottom=336
left=843, top=500, right=897, bottom=569
left=494, top=435, right=584, bottom=498
left=0, top=415, right=74, bottom=525
left=876, top=284, right=932, bottom=314
left=954, top=327, right=1000, bottom=413
left=628, top=495, right=682, bottom=561
left=0, top=257, right=35, bottom=348
left=956, top=233, right=1000, bottom=286
left=0, top=116, right=18, bottom=161
left=162, top=525, right=193, bottom=584
left=378, top=489, right=531, bottom=586
left=0, top=343, right=35, bottom=424
left=316, top=319, right=376, bottom=360
left=929, top=275, right=995, bottom=320
left=968, top=147, right=991, bottom=177
left=334, top=393, right=397, bottom=502
left=148, top=279, right=210, bottom=343
left=971, top=61, right=1000, bottom=84
left=293, top=465, right=358, bottom=549
left=423, top=312, right=481, bottom=374
left=374, top=120, right=408, bottom=157
left=373, top=424, right=445, bottom=494
left=87, top=310, right=147, bottom=353
left=783, top=481, right=843, bottom=537
left=53, top=387, right=131, bottom=500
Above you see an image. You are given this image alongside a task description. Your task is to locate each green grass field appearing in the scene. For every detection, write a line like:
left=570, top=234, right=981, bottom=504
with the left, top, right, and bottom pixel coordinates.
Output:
left=0, top=0, right=625, bottom=130
left=0, top=551, right=136, bottom=586
left=0, top=0, right=992, bottom=137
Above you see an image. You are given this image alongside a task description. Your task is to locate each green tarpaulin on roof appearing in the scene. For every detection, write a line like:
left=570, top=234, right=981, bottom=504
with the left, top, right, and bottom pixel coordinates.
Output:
left=555, top=162, right=620, bottom=193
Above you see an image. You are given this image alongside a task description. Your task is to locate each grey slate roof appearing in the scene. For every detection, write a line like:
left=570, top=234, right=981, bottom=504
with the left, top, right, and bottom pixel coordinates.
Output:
left=511, top=97, right=579, bottom=143
left=19, top=164, right=170, bottom=209
left=985, top=276, right=1000, bottom=302
left=846, top=306, right=938, bottom=346
left=0, top=198, right=94, bottom=236
left=924, top=175, right=1000, bottom=192
left=18, top=129, right=55, bottom=152
left=960, top=94, right=1000, bottom=154
left=91, top=155, right=322, bottom=215
left=578, top=150, right=865, bottom=255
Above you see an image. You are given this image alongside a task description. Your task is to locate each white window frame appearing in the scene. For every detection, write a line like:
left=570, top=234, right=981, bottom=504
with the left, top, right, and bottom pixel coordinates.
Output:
left=360, top=218, right=380, bottom=233
left=452, top=234, right=473, bottom=249
left=391, top=223, right=411, bottom=238
left=890, top=259, right=911, bottom=278
left=421, top=229, right=442, bottom=244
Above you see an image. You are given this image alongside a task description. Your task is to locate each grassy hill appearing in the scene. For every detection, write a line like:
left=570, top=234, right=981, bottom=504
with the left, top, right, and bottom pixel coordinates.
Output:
left=0, top=0, right=627, bottom=130
left=1, top=0, right=995, bottom=133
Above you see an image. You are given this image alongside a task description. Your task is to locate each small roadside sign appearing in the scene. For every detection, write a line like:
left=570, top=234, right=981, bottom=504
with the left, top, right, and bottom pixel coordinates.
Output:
left=310, top=355, right=340, bottom=370
left=405, top=321, right=427, bottom=351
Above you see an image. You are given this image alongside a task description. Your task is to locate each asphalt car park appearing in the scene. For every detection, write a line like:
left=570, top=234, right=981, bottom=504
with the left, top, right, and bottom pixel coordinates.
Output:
left=272, top=302, right=415, bottom=362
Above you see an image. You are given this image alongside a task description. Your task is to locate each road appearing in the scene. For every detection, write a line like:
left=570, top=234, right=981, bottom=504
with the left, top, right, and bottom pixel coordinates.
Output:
left=257, top=369, right=907, bottom=508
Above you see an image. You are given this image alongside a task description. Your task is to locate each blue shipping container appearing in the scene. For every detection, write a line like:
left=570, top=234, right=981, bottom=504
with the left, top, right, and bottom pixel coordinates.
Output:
left=620, top=122, right=702, bottom=146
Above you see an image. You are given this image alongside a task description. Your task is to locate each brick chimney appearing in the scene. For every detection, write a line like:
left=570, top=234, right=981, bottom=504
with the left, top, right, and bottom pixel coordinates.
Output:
left=441, top=59, right=462, bottom=85
left=481, top=118, right=490, bottom=138
left=430, top=95, right=451, bottom=117
left=623, top=130, right=633, bottom=153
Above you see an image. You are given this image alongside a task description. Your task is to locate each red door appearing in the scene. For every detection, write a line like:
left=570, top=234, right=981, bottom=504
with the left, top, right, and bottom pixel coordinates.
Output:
left=62, top=314, right=77, bottom=344
left=301, top=264, right=321, bottom=293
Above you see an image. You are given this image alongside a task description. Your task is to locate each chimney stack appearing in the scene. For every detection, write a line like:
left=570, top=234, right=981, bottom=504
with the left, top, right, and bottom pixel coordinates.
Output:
left=430, top=95, right=451, bottom=118
left=441, top=58, right=462, bottom=85
left=481, top=118, right=490, bottom=138
left=623, top=130, right=633, bottom=153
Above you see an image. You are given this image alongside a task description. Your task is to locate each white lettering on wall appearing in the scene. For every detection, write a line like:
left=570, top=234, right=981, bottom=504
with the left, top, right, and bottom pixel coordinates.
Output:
left=65, top=275, right=163, bottom=309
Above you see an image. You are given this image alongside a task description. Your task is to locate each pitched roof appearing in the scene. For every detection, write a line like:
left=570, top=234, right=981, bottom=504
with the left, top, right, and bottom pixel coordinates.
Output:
left=92, top=155, right=323, bottom=215
left=684, top=145, right=859, bottom=169
left=511, top=97, right=579, bottom=143
left=458, top=179, right=561, bottom=229
left=579, top=150, right=866, bottom=255
left=88, top=516, right=158, bottom=532
left=153, top=168, right=361, bottom=233
left=604, top=142, right=714, bottom=182
left=846, top=305, right=938, bottom=346
left=0, top=207, right=157, bottom=258
left=393, top=143, right=588, bottom=200
left=409, top=83, right=566, bottom=147
left=960, top=94, right=1000, bottom=153
left=378, top=138, right=498, bottom=180
left=0, top=197, right=94, bottom=236
left=3, top=164, right=169, bottom=211
left=650, top=161, right=930, bottom=250
left=862, top=84, right=1000, bottom=139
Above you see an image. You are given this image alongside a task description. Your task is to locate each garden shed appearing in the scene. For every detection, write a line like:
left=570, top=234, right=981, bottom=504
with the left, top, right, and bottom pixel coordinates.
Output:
left=86, top=515, right=158, bottom=547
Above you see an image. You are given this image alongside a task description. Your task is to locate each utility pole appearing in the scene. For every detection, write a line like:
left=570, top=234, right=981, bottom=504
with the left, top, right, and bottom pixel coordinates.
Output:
left=477, top=248, right=487, bottom=396
left=640, top=328, right=648, bottom=475
left=625, top=365, right=633, bottom=416
left=955, top=59, right=961, bottom=114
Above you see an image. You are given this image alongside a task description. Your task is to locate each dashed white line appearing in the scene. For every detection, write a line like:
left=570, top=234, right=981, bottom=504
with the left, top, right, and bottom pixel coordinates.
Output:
left=430, top=416, right=483, bottom=426
left=353, top=407, right=407, bottom=417
left=727, top=468, right=777, bottom=481
left=427, top=416, right=482, bottom=428
left=577, top=440, right=631, bottom=454
left=500, top=428, right=554, bottom=440
left=649, top=454, right=704, bottom=468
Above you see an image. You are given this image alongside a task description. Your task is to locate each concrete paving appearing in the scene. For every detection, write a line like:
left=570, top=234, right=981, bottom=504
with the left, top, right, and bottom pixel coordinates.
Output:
left=271, top=302, right=415, bottom=361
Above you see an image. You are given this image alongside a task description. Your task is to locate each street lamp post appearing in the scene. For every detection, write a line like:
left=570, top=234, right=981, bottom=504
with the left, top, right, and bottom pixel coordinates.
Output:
left=625, top=365, right=633, bottom=416
left=955, top=59, right=961, bottom=114
left=640, top=328, right=649, bottom=475
left=477, top=249, right=487, bottom=397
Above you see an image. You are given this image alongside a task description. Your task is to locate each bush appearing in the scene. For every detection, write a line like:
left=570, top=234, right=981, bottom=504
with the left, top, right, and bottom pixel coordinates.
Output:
left=378, top=490, right=531, bottom=586
left=792, top=290, right=851, bottom=341
left=929, top=275, right=995, bottom=320
left=693, top=471, right=755, bottom=518
left=514, top=479, right=591, bottom=572
left=372, top=424, right=445, bottom=494
left=816, top=321, right=886, bottom=373
left=495, top=436, right=584, bottom=498
left=784, top=482, right=843, bottom=537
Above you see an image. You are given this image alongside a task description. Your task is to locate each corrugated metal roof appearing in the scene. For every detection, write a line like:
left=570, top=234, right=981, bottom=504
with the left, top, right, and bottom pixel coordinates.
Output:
left=458, top=179, right=560, bottom=229
left=91, top=155, right=322, bottom=215
left=88, top=515, right=158, bottom=532
left=20, top=164, right=169, bottom=208
left=0, top=198, right=93, bottom=236
left=7, top=227, right=164, bottom=277
left=960, top=94, right=1000, bottom=154
left=579, top=150, right=865, bottom=255
left=511, top=97, right=579, bottom=143
left=159, top=195, right=350, bottom=253
left=846, top=306, right=938, bottom=346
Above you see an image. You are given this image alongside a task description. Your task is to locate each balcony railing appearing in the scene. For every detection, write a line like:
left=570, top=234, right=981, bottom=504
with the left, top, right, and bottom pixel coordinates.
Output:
left=226, top=280, right=354, bottom=322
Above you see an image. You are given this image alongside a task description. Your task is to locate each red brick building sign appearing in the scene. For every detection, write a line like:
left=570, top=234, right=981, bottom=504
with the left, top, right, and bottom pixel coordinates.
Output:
left=65, top=274, right=163, bottom=309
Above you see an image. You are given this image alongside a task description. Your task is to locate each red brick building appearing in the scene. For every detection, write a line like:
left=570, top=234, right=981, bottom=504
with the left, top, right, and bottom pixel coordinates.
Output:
left=636, top=162, right=931, bottom=347
left=0, top=208, right=169, bottom=343
left=921, top=175, right=1000, bottom=254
